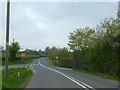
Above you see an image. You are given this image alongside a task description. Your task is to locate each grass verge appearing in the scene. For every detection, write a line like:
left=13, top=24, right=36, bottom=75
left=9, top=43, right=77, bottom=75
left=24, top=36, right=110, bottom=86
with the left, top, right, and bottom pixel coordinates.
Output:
left=2, top=68, right=33, bottom=88
left=8, top=58, right=34, bottom=65
left=46, top=58, right=58, bottom=67
left=47, top=58, right=54, bottom=66
left=47, top=58, right=119, bottom=81
left=74, top=69, right=119, bottom=81
left=2, top=57, right=38, bottom=66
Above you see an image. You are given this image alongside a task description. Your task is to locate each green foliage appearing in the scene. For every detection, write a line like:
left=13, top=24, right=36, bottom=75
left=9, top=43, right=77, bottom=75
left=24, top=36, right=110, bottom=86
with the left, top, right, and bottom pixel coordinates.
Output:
left=2, top=68, right=32, bottom=88
left=48, top=47, right=73, bottom=68
left=2, top=55, right=40, bottom=66
left=9, top=41, right=20, bottom=58
left=48, top=47, right=60, bottom=60
left=68, top=27, right=95, bottom=51
left=58, top=48, right=73, bottom=68
left=38, top=50, right=43, bottom=57
left=47, top=15, right=119, bottom=77
left=68, top=17, right=119, bottom=76
left=45, top=47, right=50, bottom=55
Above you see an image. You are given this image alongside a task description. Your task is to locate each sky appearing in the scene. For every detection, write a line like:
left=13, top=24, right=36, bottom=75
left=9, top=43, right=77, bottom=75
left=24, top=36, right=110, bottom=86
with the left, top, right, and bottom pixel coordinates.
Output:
left=0, top=1, right=118, bottom=51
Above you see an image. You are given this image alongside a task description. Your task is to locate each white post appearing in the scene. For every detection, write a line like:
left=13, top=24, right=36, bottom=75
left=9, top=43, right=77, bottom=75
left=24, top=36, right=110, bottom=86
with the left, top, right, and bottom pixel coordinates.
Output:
left=18, top=68, right=20, bottom=78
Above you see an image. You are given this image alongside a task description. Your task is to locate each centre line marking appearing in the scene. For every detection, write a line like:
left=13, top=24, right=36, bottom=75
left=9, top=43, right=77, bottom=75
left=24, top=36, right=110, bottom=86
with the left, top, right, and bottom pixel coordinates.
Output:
left=38, top=60, right=95, bottom=90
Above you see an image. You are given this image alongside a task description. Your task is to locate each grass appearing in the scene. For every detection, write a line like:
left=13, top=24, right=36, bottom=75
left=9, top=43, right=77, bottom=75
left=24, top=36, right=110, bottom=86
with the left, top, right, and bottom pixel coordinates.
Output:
left=46, top=58, right=57, bottom=67
left=0, top=54, right=1, bottom=57
left=2, top=55, right=40, bottom=66
left=47, top=58, right=119, bottom=81
left=2, top=68, right=33, bottom=88
left=2, top=58, right=34, bottom=66
left=0, top=53, right=2, bottom=66
left=74, top=69, right=119, bottom=81
left=0, top=70, right=1, bottom=87
left=47, top=58, right=54, bottom=65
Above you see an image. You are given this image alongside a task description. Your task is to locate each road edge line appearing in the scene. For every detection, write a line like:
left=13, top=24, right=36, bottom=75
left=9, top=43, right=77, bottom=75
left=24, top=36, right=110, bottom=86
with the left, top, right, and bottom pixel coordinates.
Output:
left=31, top=64, right=36, bottom=74
left=38, top=61, right=90, bottom=90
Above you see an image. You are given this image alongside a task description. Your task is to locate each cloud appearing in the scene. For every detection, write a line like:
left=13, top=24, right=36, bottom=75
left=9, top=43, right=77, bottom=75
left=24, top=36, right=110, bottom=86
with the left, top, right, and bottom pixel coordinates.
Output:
left=26, top=7, right=38, bottom=21
left=1, top=2, right=118, bottom=50
left=27, top=12, right=36, bottom=20
left=36, top=22, right=48, bottom=30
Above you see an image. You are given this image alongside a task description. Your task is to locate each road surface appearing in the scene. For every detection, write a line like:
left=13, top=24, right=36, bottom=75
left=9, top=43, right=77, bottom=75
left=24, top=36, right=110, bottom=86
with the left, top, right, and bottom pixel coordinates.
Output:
left=26, top=58, right=119, bottom=89
left=1, top=64, right=30, bottom=70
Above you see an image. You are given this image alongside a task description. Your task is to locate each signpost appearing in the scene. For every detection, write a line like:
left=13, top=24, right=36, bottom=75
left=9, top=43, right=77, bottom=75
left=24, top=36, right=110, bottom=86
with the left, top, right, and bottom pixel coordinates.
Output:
left=21, top=53, right=26, bottom=61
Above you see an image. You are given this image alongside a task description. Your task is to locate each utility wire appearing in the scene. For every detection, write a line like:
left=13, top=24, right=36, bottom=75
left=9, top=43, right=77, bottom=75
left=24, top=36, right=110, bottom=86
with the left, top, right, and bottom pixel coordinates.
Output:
left=99, top=2, right=117, bottom=11
left=94, top=2, right=116, bottom=13
left=87, top=0, right=117, bottom=13
left=88, top=2, right=117, bottom=14
left=102, top=0, right=118, bottom=8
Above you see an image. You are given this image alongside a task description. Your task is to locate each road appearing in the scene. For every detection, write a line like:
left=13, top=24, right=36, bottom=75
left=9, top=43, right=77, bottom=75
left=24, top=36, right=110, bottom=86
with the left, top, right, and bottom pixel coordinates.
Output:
left=1, top=64, right=30, bottom=70
left=26, top=58, right=119, bottom=89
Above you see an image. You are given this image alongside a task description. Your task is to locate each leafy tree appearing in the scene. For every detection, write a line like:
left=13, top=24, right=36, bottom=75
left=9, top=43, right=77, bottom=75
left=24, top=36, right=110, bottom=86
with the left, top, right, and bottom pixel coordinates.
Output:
left=9, top=41, right=20, bottom=58
left=68, top=27, right=95, bottom=52
left=48, top=47, right=60, bottom=60
left=95, top=17, right=119, bottom=75
left=58, top=47, right=73, bottom=67
left=45, top=47, right=50, bottom=56
left=68, top=16, right=119, bottom=76
left=38, top=49, right=43, bottom=57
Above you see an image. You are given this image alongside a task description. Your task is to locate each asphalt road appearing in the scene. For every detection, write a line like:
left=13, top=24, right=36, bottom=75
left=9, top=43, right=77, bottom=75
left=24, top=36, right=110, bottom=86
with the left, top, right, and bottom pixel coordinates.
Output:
left=26, top=58, right=119, bottom=89
left=1, top=64, right=30, bottom=70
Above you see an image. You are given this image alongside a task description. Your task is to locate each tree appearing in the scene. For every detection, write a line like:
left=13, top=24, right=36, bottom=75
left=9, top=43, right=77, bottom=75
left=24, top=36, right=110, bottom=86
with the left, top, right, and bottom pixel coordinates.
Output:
left=68, top=16, right=119, bottom=75
left=58, top=47, right=73, bottom=67
left=95, top=17, right=119, bottom=75
left=68, top=27, right=95, bottom=68
left=45, top=47, right=50, bottom=56
left=9, top=41, right=20, bottom=58
left=48, top=47, right=60, bottom=60
left=38, top=49, right=43, bottom=57
left=68, top=27, right=95, bottom=52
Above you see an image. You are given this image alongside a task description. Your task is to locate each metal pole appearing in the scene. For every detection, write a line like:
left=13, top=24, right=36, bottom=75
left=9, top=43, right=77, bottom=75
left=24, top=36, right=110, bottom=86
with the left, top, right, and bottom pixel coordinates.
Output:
left=5, top=0, right=10, bottom=78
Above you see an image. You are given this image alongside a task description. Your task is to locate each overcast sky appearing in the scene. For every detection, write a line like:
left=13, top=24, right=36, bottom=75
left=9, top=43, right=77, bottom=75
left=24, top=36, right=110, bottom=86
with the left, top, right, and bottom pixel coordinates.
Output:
left=0, top=1, right=118, bottom=51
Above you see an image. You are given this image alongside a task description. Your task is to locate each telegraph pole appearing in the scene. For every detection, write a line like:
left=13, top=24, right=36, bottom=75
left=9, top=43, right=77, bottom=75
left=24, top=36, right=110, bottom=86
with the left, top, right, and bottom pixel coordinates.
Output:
left=118, top=1, right=120, bottom=90
left=5, top=0, right=10, bottom=78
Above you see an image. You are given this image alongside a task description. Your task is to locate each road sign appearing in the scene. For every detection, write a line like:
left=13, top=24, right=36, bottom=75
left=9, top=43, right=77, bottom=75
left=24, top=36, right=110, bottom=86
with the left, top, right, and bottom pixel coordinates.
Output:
left=21, top=53, right=26, bottom=57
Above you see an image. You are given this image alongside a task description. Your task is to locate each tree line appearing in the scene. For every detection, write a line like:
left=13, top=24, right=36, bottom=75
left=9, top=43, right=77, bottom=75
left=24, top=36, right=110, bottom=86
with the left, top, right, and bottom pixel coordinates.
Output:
left=2, top=40, right=45, bottom=61
left=46, top=47, right=73, bottom=68
left=47, top=15, right=119, bottom=76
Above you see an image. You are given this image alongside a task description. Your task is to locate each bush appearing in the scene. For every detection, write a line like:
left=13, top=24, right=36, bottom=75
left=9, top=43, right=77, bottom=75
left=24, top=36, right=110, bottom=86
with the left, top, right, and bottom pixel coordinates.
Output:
left=58, top=58, right=73, bottom=68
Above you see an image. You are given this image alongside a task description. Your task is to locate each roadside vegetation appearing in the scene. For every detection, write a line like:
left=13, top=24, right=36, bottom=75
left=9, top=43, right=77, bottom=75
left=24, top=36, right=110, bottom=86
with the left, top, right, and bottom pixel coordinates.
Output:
left=2, top=55, right=40, bottom=66
left=0, top=70, right=2, bottom=89
left=1, top=40, right=43, bottom=66
left=47, top=13, right=119, bottom=81
left=47, top=47, right=73, bottom=68
left=2, top=68, right=32, bottom=88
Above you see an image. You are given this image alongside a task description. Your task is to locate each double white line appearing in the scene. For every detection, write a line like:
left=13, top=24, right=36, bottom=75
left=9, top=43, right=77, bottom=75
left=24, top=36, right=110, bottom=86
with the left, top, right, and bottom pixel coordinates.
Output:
left=31, top=64, right=36, bottom=74
left=38, top=60, right=96, bottom=90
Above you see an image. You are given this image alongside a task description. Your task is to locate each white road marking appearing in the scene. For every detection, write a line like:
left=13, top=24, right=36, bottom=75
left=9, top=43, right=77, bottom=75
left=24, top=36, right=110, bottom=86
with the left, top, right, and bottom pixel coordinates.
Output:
left=38, top=60, right=95, bottom=90
left=33, top=64, right=39, bottom=66
left=31, top=64, right=36, bottom=74
left=70, top=77, right=96, bottom=90
left=56, top=67, right=72, bottom=70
